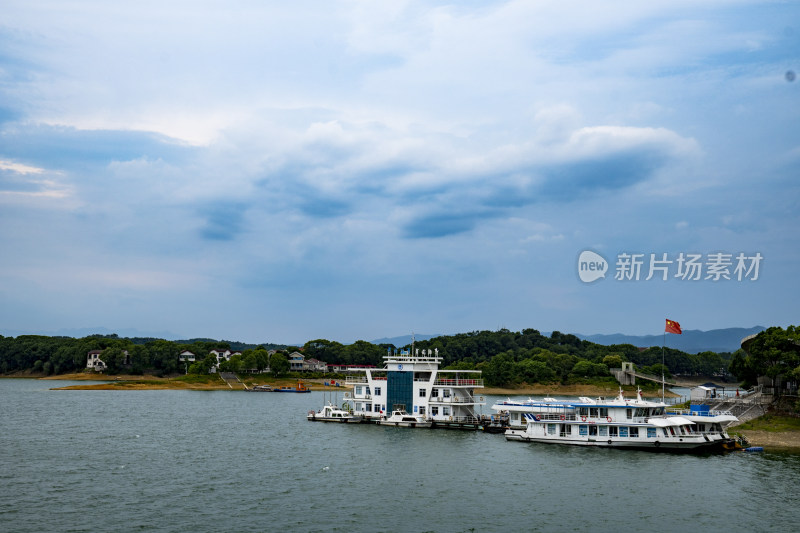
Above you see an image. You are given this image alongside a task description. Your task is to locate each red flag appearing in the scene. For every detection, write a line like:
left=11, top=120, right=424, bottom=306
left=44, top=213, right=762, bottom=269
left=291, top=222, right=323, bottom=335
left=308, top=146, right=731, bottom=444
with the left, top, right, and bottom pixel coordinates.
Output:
left=665, top=319, right=682, bottom=334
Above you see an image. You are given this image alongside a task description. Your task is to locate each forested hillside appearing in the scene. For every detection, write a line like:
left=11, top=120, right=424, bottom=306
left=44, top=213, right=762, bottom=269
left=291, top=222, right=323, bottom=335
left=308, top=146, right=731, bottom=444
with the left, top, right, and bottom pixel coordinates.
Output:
left=0, top=327, right=751, bottom=387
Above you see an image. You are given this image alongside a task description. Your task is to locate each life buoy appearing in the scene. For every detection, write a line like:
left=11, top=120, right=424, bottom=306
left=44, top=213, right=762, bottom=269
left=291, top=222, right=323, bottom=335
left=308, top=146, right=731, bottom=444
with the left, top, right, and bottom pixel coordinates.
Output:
left=581, top=416, right=587, bottom=422
left=560, top=415, right=565, bottom=421
left=607, top=416, right=612, bottom=422
left=607, top=439, right=612, bottom=445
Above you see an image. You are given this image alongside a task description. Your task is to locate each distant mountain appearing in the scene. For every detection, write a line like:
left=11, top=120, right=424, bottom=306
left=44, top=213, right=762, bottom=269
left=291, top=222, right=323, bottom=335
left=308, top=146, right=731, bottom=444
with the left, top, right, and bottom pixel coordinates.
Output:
left=1, top=326, right=184, bottom=340
left=370, top=334, right=442, bottom=347
left=577, top=326, right=766, bottom=354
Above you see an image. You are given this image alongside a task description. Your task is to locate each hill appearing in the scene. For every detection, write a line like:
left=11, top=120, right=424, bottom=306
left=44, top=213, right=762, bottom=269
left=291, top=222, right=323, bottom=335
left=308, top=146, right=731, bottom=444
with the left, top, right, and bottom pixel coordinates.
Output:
left=577, top=326, right=766, bottom=354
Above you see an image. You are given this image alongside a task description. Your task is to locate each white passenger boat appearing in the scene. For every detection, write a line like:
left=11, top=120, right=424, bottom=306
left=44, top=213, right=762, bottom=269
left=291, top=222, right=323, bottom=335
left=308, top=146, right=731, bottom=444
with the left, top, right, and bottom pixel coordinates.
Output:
left=504, top=388, right=727, bottom=452
left=378, top=410, right=432, bottom=428
left=307, top=403, right=362, bottom=423
left=343, top=346, right=486, bottom=429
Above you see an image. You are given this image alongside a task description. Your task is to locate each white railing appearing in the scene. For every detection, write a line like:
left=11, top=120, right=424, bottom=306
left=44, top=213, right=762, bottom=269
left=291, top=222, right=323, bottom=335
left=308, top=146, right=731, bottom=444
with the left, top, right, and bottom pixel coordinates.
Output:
left=433, top=378, right=484, bottom=387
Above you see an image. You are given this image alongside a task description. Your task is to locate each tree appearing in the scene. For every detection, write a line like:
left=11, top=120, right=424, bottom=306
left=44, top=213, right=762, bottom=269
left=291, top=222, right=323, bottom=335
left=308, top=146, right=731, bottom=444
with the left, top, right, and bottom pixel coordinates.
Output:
left=270, top=353, right=290, bottom=377
left=602, top=354, right=624, bottom=369
left=740, top=325, right=800, bottom=394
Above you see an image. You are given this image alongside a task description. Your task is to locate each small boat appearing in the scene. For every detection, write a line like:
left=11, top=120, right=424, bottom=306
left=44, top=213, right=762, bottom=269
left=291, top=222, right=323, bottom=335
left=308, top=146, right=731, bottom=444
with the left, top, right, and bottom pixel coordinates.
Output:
left=273, top=381, right=311, bottom=393
left=246, top=384, right=274, bottom=392
left=307, top=403, right=362, bottom=423
left=378, top=410, right=432, bottom=428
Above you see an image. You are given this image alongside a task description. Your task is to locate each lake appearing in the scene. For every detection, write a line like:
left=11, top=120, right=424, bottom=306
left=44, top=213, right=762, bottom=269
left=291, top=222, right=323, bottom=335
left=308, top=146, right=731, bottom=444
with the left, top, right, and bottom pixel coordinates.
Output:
left=1, top=379, right=798, bottom=532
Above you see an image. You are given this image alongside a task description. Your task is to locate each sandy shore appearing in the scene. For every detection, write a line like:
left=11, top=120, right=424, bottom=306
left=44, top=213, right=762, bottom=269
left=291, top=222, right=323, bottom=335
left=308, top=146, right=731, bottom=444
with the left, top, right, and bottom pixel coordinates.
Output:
left=731, top=430, right=800, bottom=451
left=43, top=374, right=676, bottom=396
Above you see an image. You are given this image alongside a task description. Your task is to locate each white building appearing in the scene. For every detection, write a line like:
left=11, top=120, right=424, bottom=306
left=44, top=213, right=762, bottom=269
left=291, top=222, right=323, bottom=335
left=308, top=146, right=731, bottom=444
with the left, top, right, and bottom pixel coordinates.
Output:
left=86, top=350, right=106, bottom=371
left=344, top=351, right=485, bottom=429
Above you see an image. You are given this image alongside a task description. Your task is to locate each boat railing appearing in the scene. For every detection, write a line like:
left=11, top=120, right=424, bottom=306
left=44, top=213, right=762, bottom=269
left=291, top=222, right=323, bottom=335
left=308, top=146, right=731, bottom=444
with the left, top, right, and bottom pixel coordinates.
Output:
left=433, top=378, right=484, bottom=387
left=345, top=376, right=369, bottom=384
left=667, top=408, right=735, bottom=417
left=527, top=413, right=578, bottom=422
left=437, top=415, right=480, bottom=424
left=430, top=396, right=486, bottom=404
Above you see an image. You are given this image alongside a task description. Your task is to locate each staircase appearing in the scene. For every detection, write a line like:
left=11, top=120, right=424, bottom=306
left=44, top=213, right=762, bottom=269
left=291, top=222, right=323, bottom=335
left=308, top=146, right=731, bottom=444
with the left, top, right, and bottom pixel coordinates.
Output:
left=219, top=372, right=247, bottom=389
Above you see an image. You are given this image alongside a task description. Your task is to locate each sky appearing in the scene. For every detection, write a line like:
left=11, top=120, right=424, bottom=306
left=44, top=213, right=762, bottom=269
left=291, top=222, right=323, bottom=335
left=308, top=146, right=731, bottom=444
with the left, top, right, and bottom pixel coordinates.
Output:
left=1, top=1, right=798, bottom=345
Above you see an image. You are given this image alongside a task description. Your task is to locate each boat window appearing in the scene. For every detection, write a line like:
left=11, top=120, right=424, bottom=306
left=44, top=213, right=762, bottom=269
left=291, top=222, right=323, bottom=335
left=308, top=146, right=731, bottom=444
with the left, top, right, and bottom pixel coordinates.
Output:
left=356, top=386, right=362, bottom=395
left=579, top=407, right=589, bottom=416
left=374, top=387, right=381, bottom=396
left=589, top=425, right=598, bottom=436
left=609, top=426, right=618, bottom=437
left=599, top=408, right=608, bottom=417
left=599, top=426, right=608, bottom=437
left=432, top=406, right=439, bottom=416
left=697, top=423, right=706, bottom=432
left=374, top=404, right=381, bottom=412
left=443, top=406, right=450, bottom=416
left=443, top=389, right=451, bottom=398
left=432, top=388, right=439, bottom=397
left=619, top=427, right=629, bottom=437
left=419, top=388, right=426, bottom=397
left=647, top=428, right=656, bottom=438
left=564, top=424, right=572, bottom=435
left=635, top=408, right=647, bottom=417
left=366, top=403, right=372, bottom=412
left=579, top=425, right=588, bottom=436
left=366, top=387, right=371, bottom=395
left=626, top=409, right=632, bottom=420
left=419, top=406, right=425, bottom=415
left=630, top=427, right=639, bottom=437
left=589, top=408, right=599, bottom=417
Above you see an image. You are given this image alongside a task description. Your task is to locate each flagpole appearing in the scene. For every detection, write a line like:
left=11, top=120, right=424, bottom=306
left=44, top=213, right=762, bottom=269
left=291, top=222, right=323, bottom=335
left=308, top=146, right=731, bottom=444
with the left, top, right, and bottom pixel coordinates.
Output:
left=661, top=330, right=665, bottom=404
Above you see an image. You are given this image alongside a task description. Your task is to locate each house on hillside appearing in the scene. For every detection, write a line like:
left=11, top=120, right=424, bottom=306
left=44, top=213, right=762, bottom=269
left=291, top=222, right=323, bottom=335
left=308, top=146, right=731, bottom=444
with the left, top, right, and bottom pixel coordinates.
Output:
left=86, top=350, right=106, bottom=371
left=179, top=350, right=196, bottom=362
left=303, top=357, right=328, bottom=372
left=289, top=352, right=305, bottom=371
left=210, top=349, right=241, bottom=365
left=86, top=349, right=129, bottom=371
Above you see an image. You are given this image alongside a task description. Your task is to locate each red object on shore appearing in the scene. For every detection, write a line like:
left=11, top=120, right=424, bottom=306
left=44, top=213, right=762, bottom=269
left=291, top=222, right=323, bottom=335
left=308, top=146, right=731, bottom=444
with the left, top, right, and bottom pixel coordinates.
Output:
left=665, top=319, right=682, bottom=334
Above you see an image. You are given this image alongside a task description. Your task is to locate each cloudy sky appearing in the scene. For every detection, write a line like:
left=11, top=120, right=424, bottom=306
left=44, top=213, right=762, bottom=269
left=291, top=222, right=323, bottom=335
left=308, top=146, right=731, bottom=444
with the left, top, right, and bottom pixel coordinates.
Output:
left=1, top=1, right=798, bottom=344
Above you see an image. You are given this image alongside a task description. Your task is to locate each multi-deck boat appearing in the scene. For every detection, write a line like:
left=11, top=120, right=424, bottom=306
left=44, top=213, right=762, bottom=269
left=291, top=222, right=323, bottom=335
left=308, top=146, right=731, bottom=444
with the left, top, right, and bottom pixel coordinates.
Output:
left=504, top=388, right=731, bottom=452
left=343, top=349, right=486, bottom=429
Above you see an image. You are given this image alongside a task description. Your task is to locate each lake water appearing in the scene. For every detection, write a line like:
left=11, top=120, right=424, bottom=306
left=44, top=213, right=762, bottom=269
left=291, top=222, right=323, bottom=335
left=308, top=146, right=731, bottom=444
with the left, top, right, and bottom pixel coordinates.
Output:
left=1, top=379, right=799, bottom=533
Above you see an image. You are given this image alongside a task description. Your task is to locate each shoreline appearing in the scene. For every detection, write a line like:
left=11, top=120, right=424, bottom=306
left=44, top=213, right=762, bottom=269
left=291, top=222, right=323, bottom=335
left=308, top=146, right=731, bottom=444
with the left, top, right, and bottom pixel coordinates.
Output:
left=8, top=374, right=800, bottom=450
left=34, top=373, right=680, bottom=397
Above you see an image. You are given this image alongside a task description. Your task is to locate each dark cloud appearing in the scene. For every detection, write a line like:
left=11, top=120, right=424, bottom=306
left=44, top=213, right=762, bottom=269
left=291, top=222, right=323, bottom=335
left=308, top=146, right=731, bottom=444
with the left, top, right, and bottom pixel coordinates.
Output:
left=538, top=149, right=665, bottom=201
left=403, top=211, right=490, bottom=239
left=199, top=202, right=247, bottom=241
left=0, top=124, right=196, bottom=170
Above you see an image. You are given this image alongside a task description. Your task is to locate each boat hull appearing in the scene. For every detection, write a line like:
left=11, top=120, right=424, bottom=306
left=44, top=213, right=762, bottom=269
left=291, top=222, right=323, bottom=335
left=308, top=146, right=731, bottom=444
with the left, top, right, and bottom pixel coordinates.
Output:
left=504, top=430, right=725, bottom=452
left=378, top=420, right=432, bottom=428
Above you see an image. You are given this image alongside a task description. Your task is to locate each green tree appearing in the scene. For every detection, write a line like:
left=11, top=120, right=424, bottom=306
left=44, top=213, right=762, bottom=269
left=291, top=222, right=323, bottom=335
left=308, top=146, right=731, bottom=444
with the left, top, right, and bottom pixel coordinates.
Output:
left=270, top=353, right=290, bottom=377
left=740, top=326, right=800, bottom=394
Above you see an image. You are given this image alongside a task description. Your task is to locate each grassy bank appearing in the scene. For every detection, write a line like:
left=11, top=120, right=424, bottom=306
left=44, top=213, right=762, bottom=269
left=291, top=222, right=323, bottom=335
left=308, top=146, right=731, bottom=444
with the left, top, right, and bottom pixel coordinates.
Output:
left=732, top=414, right=800, bottom=451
